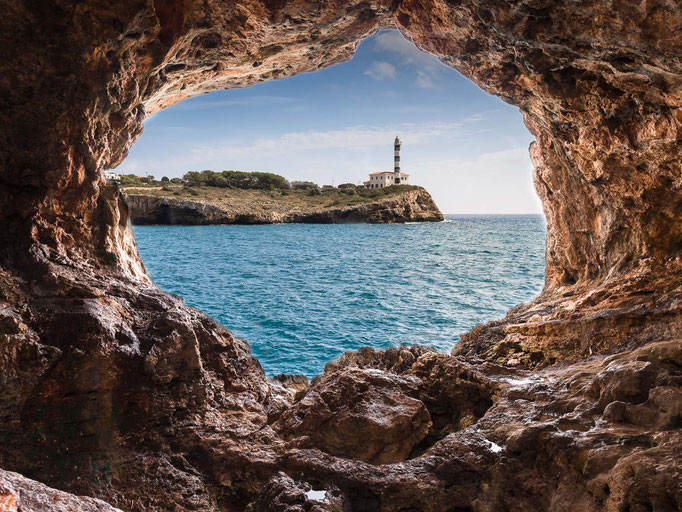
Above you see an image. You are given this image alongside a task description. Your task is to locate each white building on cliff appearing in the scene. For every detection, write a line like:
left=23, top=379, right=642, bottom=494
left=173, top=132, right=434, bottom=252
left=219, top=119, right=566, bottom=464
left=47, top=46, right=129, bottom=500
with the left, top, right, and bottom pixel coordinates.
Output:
left=104, top=171, right=120, bottom=182
left=363, top=136, right=410, bottom=189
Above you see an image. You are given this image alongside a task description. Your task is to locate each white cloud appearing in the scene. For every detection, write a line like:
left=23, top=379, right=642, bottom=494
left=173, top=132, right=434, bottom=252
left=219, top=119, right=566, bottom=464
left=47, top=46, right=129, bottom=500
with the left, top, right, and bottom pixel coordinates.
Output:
left=117, top=111, right=542, bottom=214
left=462, top=112, right=492, bottom=123
left=116, top=118, right=485, bottom=175
left=173, top=95, right=298, bottom=110
left=416, top=146, right=542, bottom=214
left=373, top=30, right=448, bottom=90
left=373, top=31, right=439, bottom=69
left=416, top=70, right=435, bottom=89
left=188, top=120, right=472, bottom=162
left=364, top=61, right=396, bottom=80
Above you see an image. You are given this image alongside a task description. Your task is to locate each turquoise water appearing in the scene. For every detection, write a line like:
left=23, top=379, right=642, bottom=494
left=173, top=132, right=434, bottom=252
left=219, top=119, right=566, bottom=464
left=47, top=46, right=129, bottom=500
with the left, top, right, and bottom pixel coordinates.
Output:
left=134, top=215, right=546, bottom=377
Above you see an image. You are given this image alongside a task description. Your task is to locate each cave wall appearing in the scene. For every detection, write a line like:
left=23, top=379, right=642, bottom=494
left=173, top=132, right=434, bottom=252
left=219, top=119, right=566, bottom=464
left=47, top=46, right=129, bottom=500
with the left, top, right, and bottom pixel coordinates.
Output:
left=2, top=0, right=681, bottom=332
left=1, top=0, right=681, bottom=510
left=395, top=0, right=682, bottom=290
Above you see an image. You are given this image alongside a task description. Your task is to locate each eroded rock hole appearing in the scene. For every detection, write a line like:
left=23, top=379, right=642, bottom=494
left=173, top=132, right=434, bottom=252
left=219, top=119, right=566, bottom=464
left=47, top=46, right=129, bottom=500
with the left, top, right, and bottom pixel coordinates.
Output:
left=115, top=29, right=544, bottom=380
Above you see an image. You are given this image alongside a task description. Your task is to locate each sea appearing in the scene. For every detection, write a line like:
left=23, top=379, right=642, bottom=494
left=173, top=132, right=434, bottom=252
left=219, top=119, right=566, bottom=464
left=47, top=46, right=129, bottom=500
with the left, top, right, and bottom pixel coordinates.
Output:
left=134, top=215, right=546, bottom=377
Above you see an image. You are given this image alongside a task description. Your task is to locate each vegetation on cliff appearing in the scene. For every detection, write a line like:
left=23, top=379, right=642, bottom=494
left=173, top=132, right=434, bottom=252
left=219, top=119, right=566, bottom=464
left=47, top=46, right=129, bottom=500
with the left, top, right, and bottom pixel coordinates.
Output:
left=118, top=169, right=413, bottom=200
left=121, top=176, right=420, bottom=210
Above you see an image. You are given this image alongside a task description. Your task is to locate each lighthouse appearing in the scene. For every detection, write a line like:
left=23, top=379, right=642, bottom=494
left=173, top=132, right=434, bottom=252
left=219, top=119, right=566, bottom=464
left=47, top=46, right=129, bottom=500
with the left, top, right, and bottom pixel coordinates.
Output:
left=394, top=136, right=401, bottom=184
left=362, top=137, right=410, bottom=189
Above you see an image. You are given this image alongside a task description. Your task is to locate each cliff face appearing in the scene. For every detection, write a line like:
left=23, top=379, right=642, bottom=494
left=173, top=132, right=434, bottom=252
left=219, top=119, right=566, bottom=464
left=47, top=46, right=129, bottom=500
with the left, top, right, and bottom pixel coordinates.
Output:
left=1, top=0, right=681, bottom=511
left=125, top=188, right=444, bottom=225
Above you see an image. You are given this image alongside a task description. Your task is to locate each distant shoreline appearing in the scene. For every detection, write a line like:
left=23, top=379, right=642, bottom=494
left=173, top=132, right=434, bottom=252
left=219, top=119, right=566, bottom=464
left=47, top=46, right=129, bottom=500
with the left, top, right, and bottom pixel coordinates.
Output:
left=122, top=185, right=444, bottom=225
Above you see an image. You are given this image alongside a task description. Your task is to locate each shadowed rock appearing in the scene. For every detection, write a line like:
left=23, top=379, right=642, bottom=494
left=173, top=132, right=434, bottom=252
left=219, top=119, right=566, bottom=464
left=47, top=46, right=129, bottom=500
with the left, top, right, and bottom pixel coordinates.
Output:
left=244, top=473, right=343, bottom=512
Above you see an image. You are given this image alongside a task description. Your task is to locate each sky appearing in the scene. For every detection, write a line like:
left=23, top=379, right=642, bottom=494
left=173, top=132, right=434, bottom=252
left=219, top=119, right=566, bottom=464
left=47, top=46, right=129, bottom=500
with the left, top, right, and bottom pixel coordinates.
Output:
left=116, top=30, right=541, bottom=214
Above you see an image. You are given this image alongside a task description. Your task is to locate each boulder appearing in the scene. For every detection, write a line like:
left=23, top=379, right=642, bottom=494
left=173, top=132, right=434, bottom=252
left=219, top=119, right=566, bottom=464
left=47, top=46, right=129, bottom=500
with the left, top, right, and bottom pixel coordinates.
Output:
left=275, top=368, right=432, bottom=464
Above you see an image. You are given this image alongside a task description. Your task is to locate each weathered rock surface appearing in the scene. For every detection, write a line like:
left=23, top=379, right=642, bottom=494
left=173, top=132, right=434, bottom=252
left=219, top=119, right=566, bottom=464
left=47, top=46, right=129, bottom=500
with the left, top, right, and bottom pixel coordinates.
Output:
left=1, top=0, right=681, bottom=510
left=0, top=468, right=121, bottom=512
left=264, top=342, right=682, bottom=511
left=125, top=187, right=444, bottom=225
left=244, top=473, right=343, bottom=512
left=274, top=368, right=432, bottom=464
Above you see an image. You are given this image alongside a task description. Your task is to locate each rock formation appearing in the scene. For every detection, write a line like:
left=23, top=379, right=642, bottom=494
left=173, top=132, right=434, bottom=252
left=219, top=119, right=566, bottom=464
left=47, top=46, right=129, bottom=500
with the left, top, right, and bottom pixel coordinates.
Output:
left=0, top=469, right=121, bottom=512
left=124, top=187, right=444, bottom=225
left=273, top=368, right=433, bottom=465
left=0, top=0, right=681, bottom=511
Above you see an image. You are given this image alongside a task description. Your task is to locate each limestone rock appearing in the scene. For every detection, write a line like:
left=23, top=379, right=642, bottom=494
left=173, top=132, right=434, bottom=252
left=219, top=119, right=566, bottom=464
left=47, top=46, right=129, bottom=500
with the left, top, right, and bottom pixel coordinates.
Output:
left=274, top=368, right=432, bottom=464
left=323, top=345, right=437, bottom=374
left=244, top=473, right=343, bottom=512
left=266, top=374, right=310, bottom=423
left=124, top=187, right=444, bottom=225
left=1, top=0, right=681, bottom=510
left=0, top=469, right=121, bottom=512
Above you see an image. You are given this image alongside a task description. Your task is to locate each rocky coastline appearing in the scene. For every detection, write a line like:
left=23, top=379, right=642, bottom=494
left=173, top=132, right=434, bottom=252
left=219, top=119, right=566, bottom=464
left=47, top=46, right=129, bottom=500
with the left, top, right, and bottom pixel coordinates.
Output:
left=124, top=187, right=444, bottom=225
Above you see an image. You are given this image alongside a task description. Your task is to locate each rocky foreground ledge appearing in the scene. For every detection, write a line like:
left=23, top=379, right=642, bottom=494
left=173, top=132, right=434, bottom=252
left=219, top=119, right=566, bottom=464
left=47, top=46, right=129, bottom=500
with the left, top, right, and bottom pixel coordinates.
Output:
left=124, top=186, right=444, bottom=225
left=0, top=469, right=121, bottom=512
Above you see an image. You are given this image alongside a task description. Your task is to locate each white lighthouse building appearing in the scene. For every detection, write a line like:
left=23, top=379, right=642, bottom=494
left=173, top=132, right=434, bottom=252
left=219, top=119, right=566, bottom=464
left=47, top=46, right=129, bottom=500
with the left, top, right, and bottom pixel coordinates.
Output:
left=363, top=136, right=410, bottom=189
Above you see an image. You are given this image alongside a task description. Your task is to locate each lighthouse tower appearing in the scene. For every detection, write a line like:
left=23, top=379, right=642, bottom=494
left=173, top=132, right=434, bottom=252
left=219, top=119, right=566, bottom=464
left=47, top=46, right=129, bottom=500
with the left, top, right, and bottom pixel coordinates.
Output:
left=362, top=137, right=410, bottom=189
left=393, top=136, right=401, bottom=184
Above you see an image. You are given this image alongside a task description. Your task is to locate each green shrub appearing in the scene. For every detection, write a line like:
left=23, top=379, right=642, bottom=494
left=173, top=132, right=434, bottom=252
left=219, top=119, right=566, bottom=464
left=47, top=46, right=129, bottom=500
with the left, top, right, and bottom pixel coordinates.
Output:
left=182, top=169, right=290, bottom=190
left=291, top=181, right=319, bottom=190
left=119, top=174, right=143, bottom=186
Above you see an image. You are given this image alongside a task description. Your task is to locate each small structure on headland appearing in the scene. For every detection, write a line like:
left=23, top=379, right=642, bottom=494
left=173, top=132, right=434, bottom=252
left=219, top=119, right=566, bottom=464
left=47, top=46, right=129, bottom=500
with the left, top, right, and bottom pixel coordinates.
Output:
left=104, top=171, right=120, bottom=182
left=363, top=136, right=410, bottom=189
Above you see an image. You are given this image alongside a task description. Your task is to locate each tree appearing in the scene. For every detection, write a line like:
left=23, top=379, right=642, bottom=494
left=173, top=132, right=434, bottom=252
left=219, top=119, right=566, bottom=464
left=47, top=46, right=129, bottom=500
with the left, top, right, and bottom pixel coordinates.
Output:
left=184, top=171, right=206, bottom=186
left=161, top=176, right=169, bottom=182
left=291, top=181, right=319, bottom=191
left=180, top=169, right=290, bottom=190
left=118, top=174, right=143, bottom=186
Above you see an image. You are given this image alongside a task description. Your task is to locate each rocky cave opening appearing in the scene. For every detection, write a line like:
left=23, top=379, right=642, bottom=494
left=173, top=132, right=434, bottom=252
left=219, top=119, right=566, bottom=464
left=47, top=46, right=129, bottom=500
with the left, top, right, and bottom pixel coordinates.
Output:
left=113, top=26, right=545, bottom=380
left=1, top=1, right=681, bottom=511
